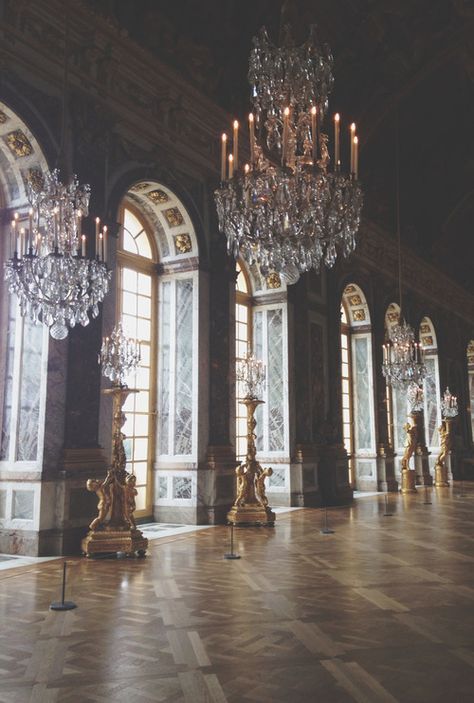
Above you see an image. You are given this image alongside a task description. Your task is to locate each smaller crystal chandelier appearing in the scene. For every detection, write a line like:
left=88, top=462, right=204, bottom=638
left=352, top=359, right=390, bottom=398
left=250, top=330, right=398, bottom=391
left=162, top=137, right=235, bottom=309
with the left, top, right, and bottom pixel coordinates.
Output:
left=214, top=25, right=363, bottom=283
left=4, top=169, right=111, bottom=340
left=407, top=382, right=424, bottom=412
left=441, top=387, right=458, bottom=418
left=382, top=320, right=426, bottom=390
left=100, top=322, right=141, bottom=387
left=236, top=348, right=266, bottom=400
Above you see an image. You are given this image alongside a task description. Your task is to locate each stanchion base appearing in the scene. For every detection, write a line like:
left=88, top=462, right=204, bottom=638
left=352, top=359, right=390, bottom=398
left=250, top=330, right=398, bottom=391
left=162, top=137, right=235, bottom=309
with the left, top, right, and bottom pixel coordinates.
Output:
left=320, top=528, right=335, bottom=535
left=383, top=512, right=393, bottom=517
left=50, top=601, right=77, bottom=611
left=223, top=553, right=241, bottom=560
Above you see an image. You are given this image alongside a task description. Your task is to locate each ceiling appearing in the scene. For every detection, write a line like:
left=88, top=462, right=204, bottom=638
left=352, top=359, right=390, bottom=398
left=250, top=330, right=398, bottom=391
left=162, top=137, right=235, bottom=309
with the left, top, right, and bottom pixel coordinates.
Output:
left=90, top=0, right=474, bottom=291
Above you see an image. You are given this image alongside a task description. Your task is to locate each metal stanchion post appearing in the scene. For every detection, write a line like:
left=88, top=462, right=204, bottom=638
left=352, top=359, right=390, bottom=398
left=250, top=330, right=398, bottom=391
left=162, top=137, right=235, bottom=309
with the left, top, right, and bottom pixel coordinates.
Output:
left=383, top=493, right=393, bottom=516
left=50, top=561, right=77, bottom=611
left=320, top=507, right=335, bottom=535
left=224, top=523, right=241, bottom=560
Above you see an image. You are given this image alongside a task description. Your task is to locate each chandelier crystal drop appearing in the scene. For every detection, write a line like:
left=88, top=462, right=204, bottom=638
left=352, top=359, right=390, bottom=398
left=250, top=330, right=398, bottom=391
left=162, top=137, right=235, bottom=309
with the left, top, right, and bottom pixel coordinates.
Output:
left=214, top=25, right=363, bottom=283
left=99, top=322, right=141, bottom=387
left=236, top=348, right=266, bottom=400
left=441, top=387, right=458, bottom=418
left=382, top=318, right=427, bottom=390
left=4, top=169, right=111, bottom=340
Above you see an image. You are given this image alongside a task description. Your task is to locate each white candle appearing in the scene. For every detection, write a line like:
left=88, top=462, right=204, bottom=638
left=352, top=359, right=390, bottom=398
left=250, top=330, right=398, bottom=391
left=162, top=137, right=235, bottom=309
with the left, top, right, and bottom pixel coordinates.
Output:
left=350, top=123, right=356, bottom=174
left=54, top=208, right=59, bottom=249
left=311, top=106, right=317, bottom=163
left=19, top=227, right=25, bottom=257
left=353, top=136, right=359, bottom=179
left=334, top=113, right=340, bottom=169
left=249, top=113, right=255, bottom=166
left=28, top=208, right=33, bottom=252
left=103, top=225, right=107, bottom=262
left=220, top=133, right=227, bottom=181
left=11, top=219, right=16, bottom=256
left=99, top=232, right=103, bottom=261
left=228, top=153, right=234, bottom=179
left=244, top=163, right=249, bottom=174
left=95, top=217, right=100, bottom=257
left=233, top=120, right=239, bottom=170
left=81, top=234, right=86, bottom=257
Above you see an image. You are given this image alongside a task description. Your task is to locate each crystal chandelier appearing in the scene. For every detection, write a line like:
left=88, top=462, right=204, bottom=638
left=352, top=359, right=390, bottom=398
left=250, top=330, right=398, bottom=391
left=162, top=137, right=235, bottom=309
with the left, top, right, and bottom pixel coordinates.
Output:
left=214, top=25, right=363, bottom=283
left=441, top=387, right=458, bottom=418
left=236, top=348, right=266, bottom=400
left=407, top=382, right=424, bottom=412
left=382, top=319, right=427, bottom=390
left=100, top=322, right=141, bottom=387
left=4, top=169, right=111, bottom=340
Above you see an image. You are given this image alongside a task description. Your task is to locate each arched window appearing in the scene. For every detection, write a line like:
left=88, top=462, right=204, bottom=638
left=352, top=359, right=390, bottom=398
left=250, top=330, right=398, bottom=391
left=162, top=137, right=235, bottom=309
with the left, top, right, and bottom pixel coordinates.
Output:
left=235, top=262, right=289, bottom=490
left=385, top=303, right=408, bottom=454
left=340, top=284, right=377, bottom=489
left=235, top=261, right=252, bottom=460
left=0, top=103, right=50, bottom=534
left=419, top=317, right=441, bottom=449
left=113, top=181, right=200, bottom=520
left=117, top=204, right=156, bottom=515
left=468, top=341, right=474, bottom=443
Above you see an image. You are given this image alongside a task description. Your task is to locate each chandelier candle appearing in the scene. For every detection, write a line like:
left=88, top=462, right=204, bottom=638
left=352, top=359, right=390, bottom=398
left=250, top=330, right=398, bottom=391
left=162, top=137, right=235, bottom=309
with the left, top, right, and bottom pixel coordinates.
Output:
left=214, top=25, right=363, bottom=281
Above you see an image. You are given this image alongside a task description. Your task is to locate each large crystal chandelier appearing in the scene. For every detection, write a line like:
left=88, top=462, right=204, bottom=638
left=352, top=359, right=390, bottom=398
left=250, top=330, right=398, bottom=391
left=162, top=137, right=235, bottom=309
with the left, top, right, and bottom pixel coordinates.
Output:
left=214, top=25, right=363, bottom=283
left=382, top=319, right=426, bottom=390
left=4, top=169, right=111, bottom=340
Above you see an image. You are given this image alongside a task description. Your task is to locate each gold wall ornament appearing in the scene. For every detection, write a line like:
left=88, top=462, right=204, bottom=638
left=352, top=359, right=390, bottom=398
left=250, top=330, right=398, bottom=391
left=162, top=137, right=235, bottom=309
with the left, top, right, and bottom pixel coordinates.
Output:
left=5, top=129, right=34, bottom=157
left=266, top=272, right=281, bottom=289
left=147, top=188, right=169, bottom=204
left=174, top=233, right=192, bottom=253
left=81, top=385, right=148, bottom=557
left=348, top=294, right=362, bottom=306
left=22, top=168, right=44, bottom=192
left=353, top=309, right=366, bottom=321
left=400, top=419, right=417, bottom=494
left=0, top=110, right=8, bottom=124
left=434, top=418, right=453, bottom=487
left=163, top=206, right=184, bottom=227
left=130, top=182, right=151, bottom=192
left=227, top=397, right=275, bottom=526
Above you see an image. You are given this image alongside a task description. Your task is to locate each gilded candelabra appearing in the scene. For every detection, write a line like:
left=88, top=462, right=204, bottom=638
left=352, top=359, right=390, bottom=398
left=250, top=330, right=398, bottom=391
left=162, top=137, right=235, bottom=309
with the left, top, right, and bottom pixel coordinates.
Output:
left=82, top=325, right=148, bottom=557
left=227, top=350, right=275, bottom=526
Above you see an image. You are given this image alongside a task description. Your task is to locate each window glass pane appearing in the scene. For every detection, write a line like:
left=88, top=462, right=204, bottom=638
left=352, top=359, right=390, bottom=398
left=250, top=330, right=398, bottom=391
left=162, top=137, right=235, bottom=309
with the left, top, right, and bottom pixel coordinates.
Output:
left=138, top=296, right=151, bottom=318
left=134, top=414, right=149, bottom=436
left=17, top=318, right=43, bottom=461
left=136, top=486, right=147, bottom=511
left=174, top=279, right=193, bottom=455
left=137, top=318, right=151, bottom=341
left=122, top=230, right=138, bottom=254
left=136, top=231, right=152, bottom=259
left=133, top=462, right=148, bottom=485
left=133, top=438, right=148, bottom=461
left=122, top=268, right=138, bottom=293
left=0, top=297, right=16, bottom=460
left=122, top=291, right=137, bottom=316
left=124, top=208, right=143, bottom=237
left=138, top=273, right=151, bottom=296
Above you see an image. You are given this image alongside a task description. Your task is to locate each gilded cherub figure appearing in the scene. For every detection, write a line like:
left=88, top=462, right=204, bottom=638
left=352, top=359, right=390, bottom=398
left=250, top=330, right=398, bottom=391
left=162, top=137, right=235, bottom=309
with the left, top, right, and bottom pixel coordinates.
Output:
left=255, top=467, right=273, bottom=508
left=435, top=420, right=452, bottom=470
left=87, top=471, right=113, bottom=530
left=124, top=473, right=138, bottom=529
left=235, top=465, right=248, bottom=506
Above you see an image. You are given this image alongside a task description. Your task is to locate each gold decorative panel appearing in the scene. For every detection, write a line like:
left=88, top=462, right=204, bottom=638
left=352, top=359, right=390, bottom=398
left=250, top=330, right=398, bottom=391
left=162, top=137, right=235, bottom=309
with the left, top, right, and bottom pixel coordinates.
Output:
left=174, top=233, right=192, bottom=254
left=420, top=323, right=431, bottom=334
left=266, top=272, right=281, bottom=289
left=5, top=129, right=33, bottom=157
left=130, top=182, right=151, bottom=192
left=147, top=189, right=169, bottom=204
left=387, top=312, right=399, bottom=323
left=163, top=207, right=184, bottom=228
left=0, top=110, right=8, bottom=124
left=353, top=309, right=366, bottom=321
left=344, top=284, right=356, bottom=294
left=348, top=294, right=362, bottom=306
left=422, top=335, right=433, bottom=347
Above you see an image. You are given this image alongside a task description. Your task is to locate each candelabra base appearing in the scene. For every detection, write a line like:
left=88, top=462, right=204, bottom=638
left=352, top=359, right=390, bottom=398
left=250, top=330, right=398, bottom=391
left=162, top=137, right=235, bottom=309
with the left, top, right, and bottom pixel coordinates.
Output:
left=400, top=469, right=417, bottom=494
left=434, top=463, right=449, bottom=488
left=227, top=503, right=275, bottom=527
left=81, top=527, right=148, bottom=558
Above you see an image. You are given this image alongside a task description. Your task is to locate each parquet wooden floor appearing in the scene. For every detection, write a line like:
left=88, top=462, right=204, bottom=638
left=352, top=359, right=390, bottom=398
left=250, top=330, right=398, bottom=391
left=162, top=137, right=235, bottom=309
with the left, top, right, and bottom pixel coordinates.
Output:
left=2, top=486, right=474, bottom=702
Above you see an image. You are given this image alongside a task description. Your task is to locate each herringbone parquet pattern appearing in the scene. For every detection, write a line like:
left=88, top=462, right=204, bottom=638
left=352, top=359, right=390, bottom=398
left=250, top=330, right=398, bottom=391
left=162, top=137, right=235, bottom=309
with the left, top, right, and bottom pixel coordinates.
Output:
left=2, top=487, right=474, bottom=702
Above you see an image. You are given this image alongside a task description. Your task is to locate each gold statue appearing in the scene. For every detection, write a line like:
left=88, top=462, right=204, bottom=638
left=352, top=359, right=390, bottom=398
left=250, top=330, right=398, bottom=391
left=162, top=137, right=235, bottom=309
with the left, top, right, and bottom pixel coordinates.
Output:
left=401, top=420, right=417, bottom=471
left=255, top=467, right=273, bottom=508
left=435, top=419, right=453, bottom=487
left=86, top=472, right=113, bottom=530
left=124, top=473, right=138, bottom=529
